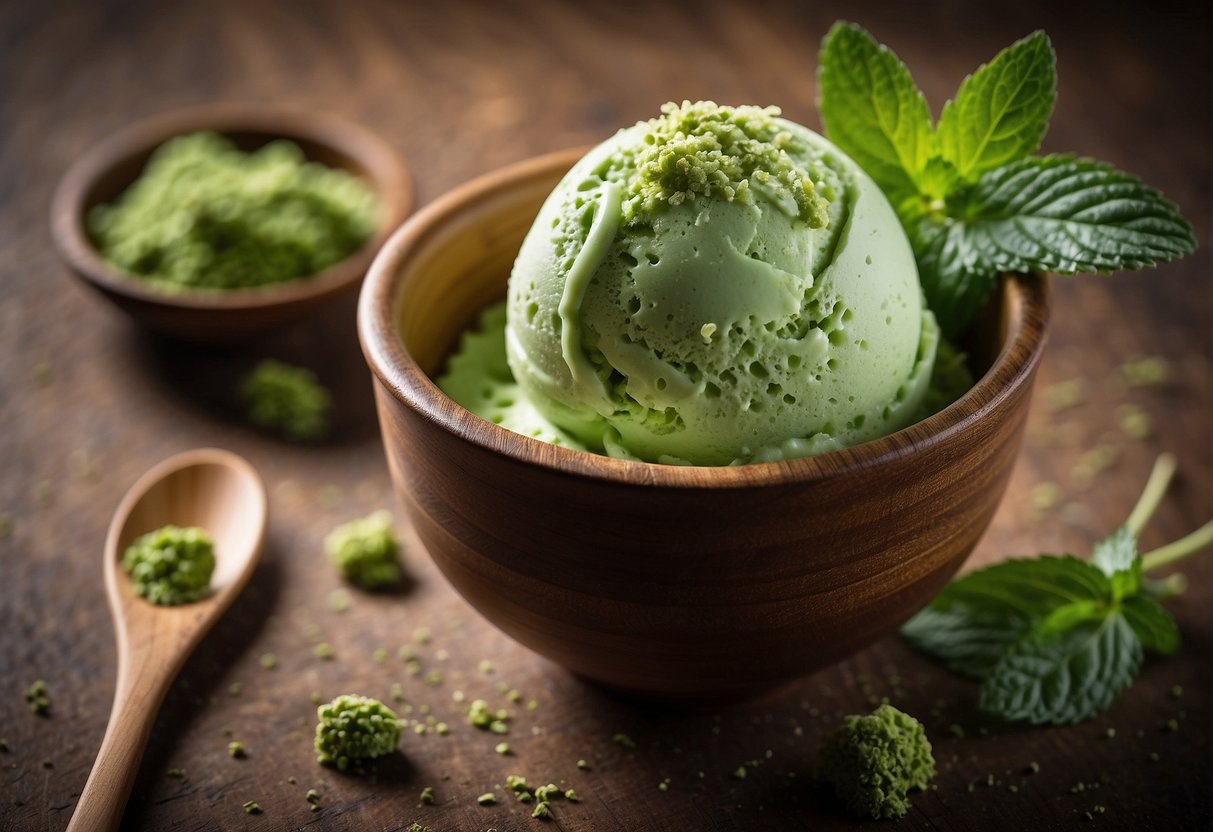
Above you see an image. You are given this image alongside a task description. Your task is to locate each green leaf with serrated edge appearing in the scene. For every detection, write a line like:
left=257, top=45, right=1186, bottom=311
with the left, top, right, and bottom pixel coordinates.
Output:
left=1121, top=595, right=1180, bottom=656
left=951, top=155, right=1197, bottom=274
left=909, top=216, right=997, bottom=339
left=901, top=605, right=1027, bottom=679
left=901, top=555, right=1111, bottom=674
left=936, top=31, right=1056, bottom=181
left=979, top=612, right=1141, bottom=725
left=818, top=22, right=934, bottom=206
left=911, top=155, right=1196, bottom=336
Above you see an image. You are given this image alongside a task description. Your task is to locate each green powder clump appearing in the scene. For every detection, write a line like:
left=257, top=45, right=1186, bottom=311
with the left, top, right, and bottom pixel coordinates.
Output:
left=314, top=694, right=401, bottom=771
left=242, top=359, right=331, bottom=441
left=122, top=525, right=215, bottom=605
left=88, top=132, right=377, bottom=291
left=816, top=704, right=935, bottom=820
left=626, top=100, right=830, bottom=226
left=325, top=510, right=403, bottom=588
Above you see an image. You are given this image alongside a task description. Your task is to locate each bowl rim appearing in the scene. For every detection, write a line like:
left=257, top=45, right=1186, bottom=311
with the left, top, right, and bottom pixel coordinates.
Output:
left=50, top=102, right=413, bottom=311
left=359, top=147, right=1050, bottom=489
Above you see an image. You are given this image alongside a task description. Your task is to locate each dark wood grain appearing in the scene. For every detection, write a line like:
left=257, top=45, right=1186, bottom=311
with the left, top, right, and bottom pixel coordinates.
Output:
left=1, top=0, right=1208, bottom=830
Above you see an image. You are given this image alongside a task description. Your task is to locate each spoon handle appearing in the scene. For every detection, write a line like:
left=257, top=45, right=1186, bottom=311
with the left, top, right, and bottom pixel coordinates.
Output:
left=67, top=641, right=178, bottom=832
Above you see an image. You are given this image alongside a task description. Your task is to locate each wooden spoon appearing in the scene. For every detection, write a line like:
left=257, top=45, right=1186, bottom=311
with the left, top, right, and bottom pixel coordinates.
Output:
left=67, top=448, right=267, bottom=832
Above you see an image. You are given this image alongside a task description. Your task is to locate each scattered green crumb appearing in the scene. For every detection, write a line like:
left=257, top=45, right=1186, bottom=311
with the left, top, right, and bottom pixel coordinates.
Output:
left=287, top=776, right=297, bottom=785
left=242, top=801, right=261, bottom=814
left=577, top=759, right=589, bottom=771
left=412, top=627, right=432, bottom=645
left=1025, top=761, right=1040, bottom=775
left=390, top=683, right=405, bottom=703
left=1149, top=752, right=1160, bottom=762
left=242, top=359, right=331, bottom=441
left=414, top=724, right=427, bottom=735
left=1119, top=355, right=1170, bottom=387
left=313, top=642, right=335, bottom=660
left=167, top=768, right=185, bottom=779
left=1102, top=728, right=1116, bottom=740
left=419, top=786, right=435, bottom=805
left=435, top=722, right=449, bottom=735
left=32, top=362, right=52, bottom=386
left=314, top=694, right=401, bottom=770
left=1008, top=784, right=1019, bottom=793
left=228, top=741, right=246, bottom=758
left=535, top=784, right=562, bottom=801
left=612, top=733, right=636, bottom=749
left=259, top=653, right=278, bottom=670
left=0, top=515, right=12, bottom=538
left=406, top=824, right=431, bottom=832
left=399, top=645, right=418, bottom=662
left=373, top=647, right=388, bottom=665
left=325, top=511, right=403, bottom=589
left=732, top=766, right=747, bottom=779
left=310, top=691, right=323, bottom=705
left=1170, top=685, right=1183, bottom=699
left=122, top=525, right=215, bottom=605
left=25, top=680, right=50, bottom=716
left=506, top=689, right=523, bottom=704
left=532, top=801, right=551, bottom=818
left=326, top=588, right=351, bottom=613
left=526, top=699, right=538, bottom=712
left=1029, top=482, right=1062, bottom=515
left=817, top=704, right=935, bottom=821
left=1116, top=403, right=1152, bottom=439
left=1043, top=378, right=1085, bottom=412
left=658, top=781, right=668, bottom=792
left=0, top=739, right=8, bottom=753
left=495, top=742, right=511, bottom=756
left=318, top=484, right=343, bottom=509
left=424, top=670, right=443, bottom=687
left=1164, top=719, right=1179, bottom=732
left=467, top=699, right=508, bottom=733
left=34, top=480, right=54, bottom=508
left=305, top=788, right=321, bottom=806
left=478, top=792, right=497, bottom=805
left=564, top=789, right=578, bottom=801
left=229, top=682, right=242, bottom=696
left=478, top=659, right=494, bottom=674
left=1071, top=444, right=1119, bottom=489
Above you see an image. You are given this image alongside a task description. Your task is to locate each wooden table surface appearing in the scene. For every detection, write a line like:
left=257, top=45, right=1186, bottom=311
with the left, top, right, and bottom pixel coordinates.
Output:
left=2, top=1, right=1209, bottom=829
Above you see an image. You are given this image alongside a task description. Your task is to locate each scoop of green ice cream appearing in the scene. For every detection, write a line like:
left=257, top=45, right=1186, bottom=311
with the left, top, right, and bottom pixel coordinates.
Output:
left=506, top=101, right=937, bottom=465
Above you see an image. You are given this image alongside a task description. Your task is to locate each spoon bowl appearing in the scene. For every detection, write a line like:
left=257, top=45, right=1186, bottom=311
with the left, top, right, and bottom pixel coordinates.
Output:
left=69, top=448, right=267, bottom=832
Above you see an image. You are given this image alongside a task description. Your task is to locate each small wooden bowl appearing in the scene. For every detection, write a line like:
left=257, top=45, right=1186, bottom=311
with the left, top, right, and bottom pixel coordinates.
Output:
left=359, top=149, right=1050, bottom=700
left=51, top=104, right=412, bottom=343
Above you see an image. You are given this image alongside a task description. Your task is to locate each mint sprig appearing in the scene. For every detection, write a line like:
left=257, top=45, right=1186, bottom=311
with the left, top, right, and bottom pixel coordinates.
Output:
left=902, top=454, right=1212, bottom=725
left=817, top=23, right=1197, bottom=339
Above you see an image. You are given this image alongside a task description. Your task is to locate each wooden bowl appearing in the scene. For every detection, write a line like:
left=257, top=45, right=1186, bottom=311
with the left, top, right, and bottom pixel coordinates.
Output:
left=359, top=149, right=1050, bottom=700
left=51, top=104, right=412, bottom=344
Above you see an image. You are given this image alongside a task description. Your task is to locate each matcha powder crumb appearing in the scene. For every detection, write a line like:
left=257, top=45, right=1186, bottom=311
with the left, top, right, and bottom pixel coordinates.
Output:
left=122, top=525, right=215, bottom=606
left=87, top=131, right=378, bottom=291
left=325, top=510, right=403, bottom=588
left=241, top=359, right=331, bottom=441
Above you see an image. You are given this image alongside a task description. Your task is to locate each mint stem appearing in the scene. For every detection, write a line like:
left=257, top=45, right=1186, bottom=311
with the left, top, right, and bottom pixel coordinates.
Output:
left=1125, top=453, right=1178, bottom=537
left=1141, top=520, right=1213, bottom=573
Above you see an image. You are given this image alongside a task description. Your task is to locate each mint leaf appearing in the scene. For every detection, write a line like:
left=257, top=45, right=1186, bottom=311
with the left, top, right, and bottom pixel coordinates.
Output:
left=818, top=22, right=934, bottom=206
left=900, top=606, right=1025, bottom=679
left=951, top=154, right=1196, bottom=273
left=901, top=556, right=1111, bottom=674
left=909, top=217, right=996, bottom=339
left=936, top=31, right=1055, bottom=181
left=979, top=612, right=1141, bottom=724
left=1121, top=595, right=1180, bottom=656
left=913, top=154, right=1196, bottom=337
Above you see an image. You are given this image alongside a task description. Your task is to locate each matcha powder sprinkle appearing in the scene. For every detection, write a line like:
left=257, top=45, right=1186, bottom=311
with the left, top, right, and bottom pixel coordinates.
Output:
left=88, top=132, right=378, bottom=291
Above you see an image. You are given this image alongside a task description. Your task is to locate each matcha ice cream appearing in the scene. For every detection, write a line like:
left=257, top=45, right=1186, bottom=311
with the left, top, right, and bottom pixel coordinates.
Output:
left=495, top=101, right=938, bottom=465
